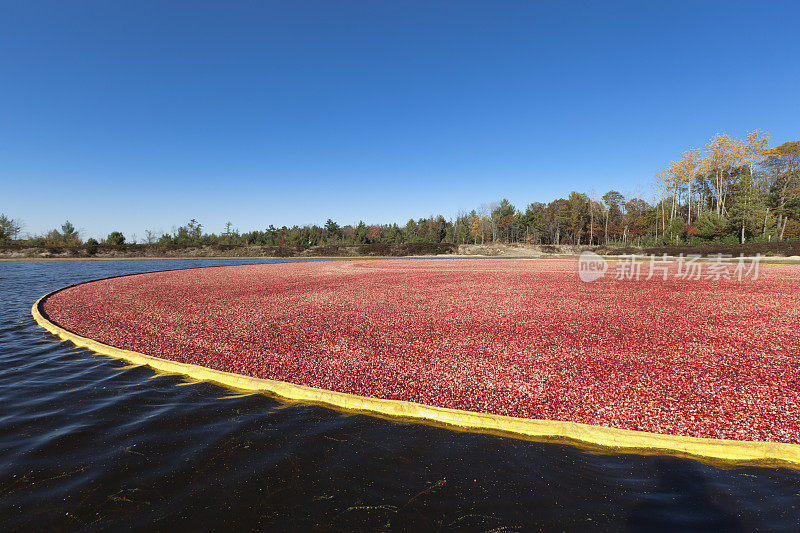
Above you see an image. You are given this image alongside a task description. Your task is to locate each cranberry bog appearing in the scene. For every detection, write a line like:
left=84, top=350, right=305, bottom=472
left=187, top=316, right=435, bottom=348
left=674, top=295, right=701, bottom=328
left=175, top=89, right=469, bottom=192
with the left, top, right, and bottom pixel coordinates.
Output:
left=34, top=259, right=800, bottom=466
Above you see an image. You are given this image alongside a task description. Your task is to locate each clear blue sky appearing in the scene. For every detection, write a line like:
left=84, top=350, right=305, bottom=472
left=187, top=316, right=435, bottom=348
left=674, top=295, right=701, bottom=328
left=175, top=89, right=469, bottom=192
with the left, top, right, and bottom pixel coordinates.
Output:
left=2, top=1, right=798, bottom=239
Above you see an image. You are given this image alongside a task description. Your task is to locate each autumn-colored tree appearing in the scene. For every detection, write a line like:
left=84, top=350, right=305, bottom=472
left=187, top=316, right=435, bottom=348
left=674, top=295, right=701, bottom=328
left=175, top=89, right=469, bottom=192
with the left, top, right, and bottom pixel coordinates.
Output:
left=567, top=191, right=588, bottom=244
left=763, top=141, right=800, bottom=239
left=676, top=147, right=702, bottom=225
left=665, top=160, right=684, bottom=221
left=367, top=224, right=381, bottom=242
left=602, top=190, right=624, bottom=243
left=586, top=191, right=603, bottom=245
left=491, top=199, right=515, bottom=242
left=469, top=211, right=482, bottom=244
left=745, top=129, right=771, bottom=174
left=623, top=197, right=650, bottom=244
left=705, top=132, right=748, bottom=217
left=546, top=198, right=571, bottom=244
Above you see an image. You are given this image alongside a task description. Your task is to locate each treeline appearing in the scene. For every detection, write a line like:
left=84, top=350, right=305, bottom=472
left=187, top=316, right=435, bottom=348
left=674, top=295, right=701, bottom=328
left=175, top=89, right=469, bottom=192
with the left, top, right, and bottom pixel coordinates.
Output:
left=655, top=131, right=799, bottom=245
left=2, top=131, right=798, bottom=248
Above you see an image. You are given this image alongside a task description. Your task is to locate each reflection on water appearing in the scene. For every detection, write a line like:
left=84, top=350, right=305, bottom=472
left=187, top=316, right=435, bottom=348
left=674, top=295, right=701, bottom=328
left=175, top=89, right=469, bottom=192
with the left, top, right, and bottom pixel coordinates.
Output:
left=1, top=260, right=799, bottom=530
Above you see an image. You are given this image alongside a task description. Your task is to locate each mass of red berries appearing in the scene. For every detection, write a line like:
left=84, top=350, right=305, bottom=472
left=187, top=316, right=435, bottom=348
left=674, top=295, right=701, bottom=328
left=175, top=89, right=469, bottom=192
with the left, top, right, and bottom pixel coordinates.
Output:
left=43, top=259, right=800, bottom=443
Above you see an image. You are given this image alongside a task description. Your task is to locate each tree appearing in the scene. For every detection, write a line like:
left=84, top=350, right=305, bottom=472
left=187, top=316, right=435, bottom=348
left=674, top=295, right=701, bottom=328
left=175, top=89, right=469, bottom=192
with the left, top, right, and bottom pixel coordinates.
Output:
left=665, top=160, right=683, bottom=221
left=403, top=219, right=417, bottom=242
left=728, top=172, right=765, bottom=243
left=0, top=214, right=22, bottom=242
left=324, top=219, right=340, bottom=243
left=187, top=219, right=203, bottom=242
left=745, top=129, right=771, bottom=178
left=173, top=225, right=190, bottom=244
left=653, top=171, right=669, bottom=239
left=650, top=129, right=788, bottom=244
left=667, top=217, right=686, bottom=243
left=523, top=203, right=547, bottom=244
left=60, top=221, right=81, bottom=244
left=602, top=191, right=624, bottom=243
left=492, top=199, right=515, bottom=242
left=355, top=221, right=368, bottom=244
left=430, top=215, right=448, bottom=243
left=546, top=198, right=571, bottom=244
left=586, top=191, right=602, bottom=245
left=694, top=211, right=728, bottom=240
left=106, top=231, right=126, bottom=245
left=567, top=192, right=588, bottom=244
left=675, top=147, right=702, bottom=225
left=763, top=141, right=800, bottom=240
left=478, top=204, right=490, bottom=244
left=623, top=197, right=651, bottom=244
left=387, top=223, right=402, bottom=243
left=469, top=210, right=482, bottom=244
left=221, top=221, right=237, bottom=244
left=367, top=224, right=382, bottom=242
left=705, top=132, right=747, bottom=217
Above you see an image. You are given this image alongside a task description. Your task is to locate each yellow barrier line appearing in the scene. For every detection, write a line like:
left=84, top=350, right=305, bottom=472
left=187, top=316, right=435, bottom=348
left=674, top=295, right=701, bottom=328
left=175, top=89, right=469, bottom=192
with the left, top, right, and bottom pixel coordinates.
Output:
left=32, top=289, right=800, bottom=469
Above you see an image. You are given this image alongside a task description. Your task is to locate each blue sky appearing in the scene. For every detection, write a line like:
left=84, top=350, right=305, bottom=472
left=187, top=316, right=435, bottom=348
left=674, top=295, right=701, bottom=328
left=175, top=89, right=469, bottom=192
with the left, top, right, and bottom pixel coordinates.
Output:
left=2, top=1, right=798, bottom=239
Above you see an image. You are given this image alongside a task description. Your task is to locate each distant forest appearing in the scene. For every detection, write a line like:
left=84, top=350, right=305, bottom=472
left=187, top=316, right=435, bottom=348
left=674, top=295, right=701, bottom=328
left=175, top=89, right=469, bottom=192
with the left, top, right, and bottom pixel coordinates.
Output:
left=2, top=131, right=798, bottom=248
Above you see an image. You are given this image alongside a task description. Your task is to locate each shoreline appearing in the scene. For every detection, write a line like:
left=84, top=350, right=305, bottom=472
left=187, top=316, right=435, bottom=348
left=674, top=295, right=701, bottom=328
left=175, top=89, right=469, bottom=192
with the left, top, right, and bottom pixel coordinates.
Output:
left=3, top=253, right=798, bottom=264
left=4, top=241, right=800, bottom=262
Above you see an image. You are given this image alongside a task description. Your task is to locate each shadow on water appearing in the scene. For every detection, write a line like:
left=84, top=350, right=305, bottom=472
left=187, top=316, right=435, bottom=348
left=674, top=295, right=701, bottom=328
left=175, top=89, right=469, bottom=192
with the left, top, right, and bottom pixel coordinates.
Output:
left=625, top=458, right=742, bottom=532
left=1, top=259, right=799, bottom=531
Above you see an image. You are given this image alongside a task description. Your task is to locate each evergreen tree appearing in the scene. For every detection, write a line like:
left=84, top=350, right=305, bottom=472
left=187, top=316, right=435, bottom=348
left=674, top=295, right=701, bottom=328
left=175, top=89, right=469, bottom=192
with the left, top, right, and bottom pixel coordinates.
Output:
left=728, top=172, right=766, bottom=243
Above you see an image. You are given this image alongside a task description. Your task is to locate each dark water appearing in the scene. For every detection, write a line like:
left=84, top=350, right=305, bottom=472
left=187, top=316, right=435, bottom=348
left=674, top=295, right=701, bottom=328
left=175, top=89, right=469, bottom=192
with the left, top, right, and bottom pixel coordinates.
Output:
left=1, top=260, right=799, bottom=531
